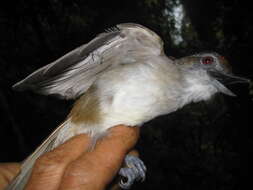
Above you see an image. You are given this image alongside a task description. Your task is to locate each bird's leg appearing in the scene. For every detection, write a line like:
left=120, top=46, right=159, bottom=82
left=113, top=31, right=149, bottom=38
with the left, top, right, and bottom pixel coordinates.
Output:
left=118, top=154, right=147, bottom=189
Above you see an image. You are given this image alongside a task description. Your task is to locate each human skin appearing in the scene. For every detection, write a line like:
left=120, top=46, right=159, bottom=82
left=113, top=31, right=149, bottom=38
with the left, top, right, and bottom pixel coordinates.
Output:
left=0, top=125, right=139, bottom=190
left=0, top=163, right=20, bottom=190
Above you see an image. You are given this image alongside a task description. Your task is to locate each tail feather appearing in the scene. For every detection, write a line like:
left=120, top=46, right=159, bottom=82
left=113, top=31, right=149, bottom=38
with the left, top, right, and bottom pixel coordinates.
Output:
left=5, top=120, right=70, bottom=190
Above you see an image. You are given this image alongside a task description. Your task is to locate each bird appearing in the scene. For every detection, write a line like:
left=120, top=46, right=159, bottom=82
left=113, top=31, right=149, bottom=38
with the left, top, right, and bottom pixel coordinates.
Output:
left=7, top=23, right=249, bottom=189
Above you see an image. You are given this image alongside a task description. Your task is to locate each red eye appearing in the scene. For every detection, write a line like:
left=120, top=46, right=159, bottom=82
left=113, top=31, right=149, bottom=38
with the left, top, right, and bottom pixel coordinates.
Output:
left=201, top=56, right=214, bottom=65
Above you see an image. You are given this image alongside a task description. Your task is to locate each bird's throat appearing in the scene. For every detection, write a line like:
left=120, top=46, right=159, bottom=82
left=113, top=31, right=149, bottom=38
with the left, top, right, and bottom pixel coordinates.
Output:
left=180, top=73, right=218, bottom=105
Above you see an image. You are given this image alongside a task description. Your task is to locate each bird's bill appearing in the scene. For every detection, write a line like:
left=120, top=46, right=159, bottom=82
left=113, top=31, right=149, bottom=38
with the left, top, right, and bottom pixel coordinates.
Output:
left=208, top=70, right=250, bottom=96
left=212, top=80, right=236, bottom=96
left=208, top=70, right=250, bottom=84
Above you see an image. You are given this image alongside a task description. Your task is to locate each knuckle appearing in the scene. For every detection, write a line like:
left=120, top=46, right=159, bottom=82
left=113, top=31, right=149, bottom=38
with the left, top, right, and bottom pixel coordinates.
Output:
left=64, top=161, right=87, bottom=177
left=33, top=151, right=65, bottom=172
left=63, top=161, right=96, bottom=185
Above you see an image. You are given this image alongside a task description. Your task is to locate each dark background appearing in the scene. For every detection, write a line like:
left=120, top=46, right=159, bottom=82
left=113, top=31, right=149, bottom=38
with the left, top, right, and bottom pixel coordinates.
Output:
left=0, top=0, right=253, bottom=189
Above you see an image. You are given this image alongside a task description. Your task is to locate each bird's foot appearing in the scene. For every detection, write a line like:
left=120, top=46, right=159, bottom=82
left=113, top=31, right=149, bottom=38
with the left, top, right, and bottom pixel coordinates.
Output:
left=118, top=155, right=147, bottom=189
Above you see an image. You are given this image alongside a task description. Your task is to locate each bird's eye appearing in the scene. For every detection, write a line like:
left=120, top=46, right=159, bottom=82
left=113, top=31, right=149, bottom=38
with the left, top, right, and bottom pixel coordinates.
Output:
left=201, top=56, right=214, bottom=65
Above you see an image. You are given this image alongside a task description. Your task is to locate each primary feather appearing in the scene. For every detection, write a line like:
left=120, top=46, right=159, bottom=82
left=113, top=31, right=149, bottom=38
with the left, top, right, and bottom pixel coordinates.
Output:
left=13, top=23, right=165, bottom=99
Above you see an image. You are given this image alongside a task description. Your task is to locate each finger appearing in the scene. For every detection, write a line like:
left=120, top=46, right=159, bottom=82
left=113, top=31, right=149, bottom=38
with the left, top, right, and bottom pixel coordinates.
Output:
left=59, top=125, right=139, bottom=190
left=128, top=149, right=139, bottom=157
left=0, top=163, right=21, bottom=190
left=25, top=134, right=92, bottom=190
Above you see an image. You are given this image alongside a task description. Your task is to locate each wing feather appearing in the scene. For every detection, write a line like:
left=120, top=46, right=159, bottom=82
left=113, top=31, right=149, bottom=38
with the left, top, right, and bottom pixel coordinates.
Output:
left=13, top=23, right=164, bottom=99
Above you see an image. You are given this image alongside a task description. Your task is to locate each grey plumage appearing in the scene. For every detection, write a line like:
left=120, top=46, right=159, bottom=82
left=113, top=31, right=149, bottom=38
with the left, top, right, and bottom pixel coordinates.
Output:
left=13, top=23, right=164, bottom=99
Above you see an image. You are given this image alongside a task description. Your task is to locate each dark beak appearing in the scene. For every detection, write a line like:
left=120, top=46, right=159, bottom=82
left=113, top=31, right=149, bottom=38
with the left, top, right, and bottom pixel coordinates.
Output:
left=208, top=70, right=250, bottom=84
left=208, top=70, right=251, bottom=96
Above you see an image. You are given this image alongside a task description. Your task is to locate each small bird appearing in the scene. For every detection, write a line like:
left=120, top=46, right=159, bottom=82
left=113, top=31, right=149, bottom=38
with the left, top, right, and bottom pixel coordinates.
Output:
left=8, top=23, right=249, bottom=189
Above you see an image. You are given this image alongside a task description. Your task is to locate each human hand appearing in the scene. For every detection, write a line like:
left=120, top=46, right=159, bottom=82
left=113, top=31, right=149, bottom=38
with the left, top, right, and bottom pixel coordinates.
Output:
left=0, top=162, right=20, bottom=190
left=0, top=125, right=139, bottom=190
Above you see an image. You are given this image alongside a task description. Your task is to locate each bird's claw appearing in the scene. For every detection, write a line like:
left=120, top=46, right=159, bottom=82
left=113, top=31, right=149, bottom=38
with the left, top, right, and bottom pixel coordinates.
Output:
left=118, top=155, right=147, bottom=189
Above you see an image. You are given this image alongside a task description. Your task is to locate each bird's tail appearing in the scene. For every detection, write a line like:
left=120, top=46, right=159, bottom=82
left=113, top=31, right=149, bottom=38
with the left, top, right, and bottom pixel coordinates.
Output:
left=5, top=119, right=71, bottom=190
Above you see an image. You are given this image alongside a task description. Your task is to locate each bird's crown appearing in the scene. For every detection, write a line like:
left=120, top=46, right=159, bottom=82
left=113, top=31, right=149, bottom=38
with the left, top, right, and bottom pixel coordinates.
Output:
left=174, top=52, right=232, bottom=75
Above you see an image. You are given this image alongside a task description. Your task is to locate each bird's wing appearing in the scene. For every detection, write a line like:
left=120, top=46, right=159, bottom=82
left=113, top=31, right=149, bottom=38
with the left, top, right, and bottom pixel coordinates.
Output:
left=13, top=23, right=165, bottom=99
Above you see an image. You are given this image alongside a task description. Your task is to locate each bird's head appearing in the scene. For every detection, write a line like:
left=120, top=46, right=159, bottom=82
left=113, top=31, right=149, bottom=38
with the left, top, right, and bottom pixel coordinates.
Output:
left=174, top=52, right=250, bottom=96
